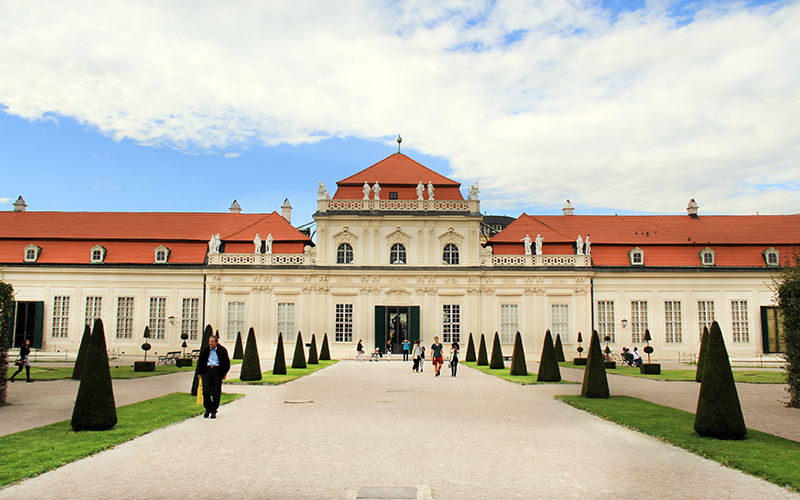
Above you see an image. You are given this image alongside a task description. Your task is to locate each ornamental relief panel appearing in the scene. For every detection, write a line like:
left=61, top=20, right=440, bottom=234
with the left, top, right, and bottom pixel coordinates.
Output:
left=383, top=288, right=413, bottom=304
left=502, top=278, right=516, bottom=284
left=443, top=278, right=459, bottom=284
left=361, top=276, right=380, bottom=283
left=386, top=227, right=411, bottom=245
left=389, top=277, right=407, bottom=284
left=416, top=276, right=436, bottom=284
left=337, top=277, right=353, bottom=283
left=251, top=286, right=272, bottom=292
left=333, top=226, right=359, bottom=245
left=253, top=275, right=273, bottom=282
left=551, top=279, right=567, bottom=285
left=437, top=227, right=464, bottom=246
left=281, top=277, right=295, bottom=283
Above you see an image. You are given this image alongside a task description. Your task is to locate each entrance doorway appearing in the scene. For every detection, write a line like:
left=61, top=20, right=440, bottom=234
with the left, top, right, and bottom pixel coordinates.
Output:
left=10, top=301, right=44, bottom=349
left=374, top=305, right=419, bottom=354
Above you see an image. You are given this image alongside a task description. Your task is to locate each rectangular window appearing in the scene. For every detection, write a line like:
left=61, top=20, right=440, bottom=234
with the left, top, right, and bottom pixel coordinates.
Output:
left=630, top=301, right=648, bottom=343
left=116, top=297, right=135, bottom=339
left=85, top=296, right=103, bottom=327
left=500, top=304, right=519, bottom=343
left=51, top=296, right=70, bottom=338
left=596, top=301, right=615, bottom=344
left=551, top=304, right=570, bottom=343
left=148, top=297, right=167, bottom=340
left=181, top=298, right=200, bottom=340
left=335, top=304, right=353, bottom=342
left=697, top=300, right=716, bottom=340
left=442, top=304, right=461, bottom=344
left=664, top=300, right=682, bottom=343
left=731, top=300, right=749, bottom=343
left=277, top=302, right=295, bottom=342
left=226, top=302, right=245, bottom=342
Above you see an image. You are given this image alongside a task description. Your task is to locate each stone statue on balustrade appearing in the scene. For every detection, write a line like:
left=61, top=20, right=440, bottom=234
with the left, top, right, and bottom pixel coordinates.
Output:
left=373, top=181, right=381, bottom=200
left=416, top=181, right=425, bottom=200
left=317, top=182, right=329, bottom=201
left=427, top=181, right=435, bottom=200
left=208, top=234, right=221, bottom=254
left=584, top=235, right=591, bottom=256
left=535, top=234, right=543, bottom=255
left=363, top=182, right=371, bottom=200
left=254, top=234, right=262, bottom=254
left=576, top=235, right=584, bottom=255
left=265, top=233, right=273, bottom=254
left=468, top=181, right=480, bottom=200
left=520, top=234, right=532, bottom=255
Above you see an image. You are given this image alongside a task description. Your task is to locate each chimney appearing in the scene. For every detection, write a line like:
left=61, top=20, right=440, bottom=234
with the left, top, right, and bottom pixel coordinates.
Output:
left=229, top=200, right=241, bottom=214
left=687, top=199, right=699, bottom=219
left=13, top=196, right=27, bottom=212
left=562, top=199, right=574, bottom=216
left=281, top=198, right=292, bottom=223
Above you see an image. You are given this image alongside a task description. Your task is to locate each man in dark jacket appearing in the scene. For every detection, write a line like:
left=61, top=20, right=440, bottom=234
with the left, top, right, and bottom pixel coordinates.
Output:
left=197, top=335, right=231, bottom=419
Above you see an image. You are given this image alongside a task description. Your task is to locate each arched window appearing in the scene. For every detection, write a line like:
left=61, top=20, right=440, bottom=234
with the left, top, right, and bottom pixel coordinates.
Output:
left=443, top=243, right=459, bottom=265
left=90, top=245, right=106, bottom=263
left=390, top=243, right=406, bottom=264
left=156, top=250, right=166, bottom=262
left=628, top=247, right=644, bottom=266
left=337, top=243, right=354, bottom=264
left=24, top=244, right=41, bottom=262
left=699, top=247, right=715, bottom=266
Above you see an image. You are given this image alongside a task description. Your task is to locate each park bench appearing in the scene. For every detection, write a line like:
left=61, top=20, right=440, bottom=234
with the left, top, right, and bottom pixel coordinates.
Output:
left=157, top=351, right=181, bottom=366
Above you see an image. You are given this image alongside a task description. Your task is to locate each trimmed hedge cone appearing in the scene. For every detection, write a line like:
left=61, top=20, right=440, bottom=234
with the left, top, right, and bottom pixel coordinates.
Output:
left=477, top=334, right=489, bottom=366
left=509, top=331, right=527, bottom=376
left=581, top=330, right=610, bottom=398
left=71, top=319, right=117, bottom=431
left=233, top=331, right=245, bottom=360
left=537, top=329, right=561, bottom=382
left=191, top=325, right=213, bottom=396
left=465, top=333, right=476, bottom=362
left=693, top=321, right=747, bottom=440
left=554, top=334, right=566, bottom=362
left=72, top=324, right=91, bottom=379
left=308, top=334, right=319, bottom=364
left=273, top=333, right=287, bottom=375
left=490, top=332, right=505, bottom=369
left=319, top=333, right=331, bottom=361
left=239, top=327, right=262, bottom=381
left=696, top=325, right=710, bottom=383
left=292, top=331, right=307, bottom=369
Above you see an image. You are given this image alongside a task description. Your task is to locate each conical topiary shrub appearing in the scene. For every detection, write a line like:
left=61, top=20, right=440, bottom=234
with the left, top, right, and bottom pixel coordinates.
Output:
left=490, top=332, right=505, bottom=369
left=292, top=331, right=307, bottom=369
left=693, top=321, right=747, bottom=440
left=696, top=325, right=710, bottom=383
left=581, top=330, right=610, bottom=398
left=477, top=334, right=489, bottom=366
left=308, top=334, right=319, bottom=364
left=509, top=331, right=527, bottom=376
left=233, top=331, right=244, bottom=360
left=554, top=334, right=566, bottom=362
left=71, top=319, right=117, bottom=431
left=239, top=327, right=262, bottom=381
left=465, top=333, right=476, bottom=362
left=273, top=333, right=287, bottom=375
left=319, top=333, right=331, bottom=361
left=191, top=325, right=213, bottom=396
left=537, top=329, right=561, bottom=382
left=72, top=324, right=91, bottom=379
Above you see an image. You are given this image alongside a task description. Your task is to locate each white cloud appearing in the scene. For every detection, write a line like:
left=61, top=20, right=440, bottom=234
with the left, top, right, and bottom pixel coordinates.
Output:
left=0, top=1, right=798, bottom=214
left=224, top=153, right=240, bottom=159
left=0, top=198, right=10, bottom=204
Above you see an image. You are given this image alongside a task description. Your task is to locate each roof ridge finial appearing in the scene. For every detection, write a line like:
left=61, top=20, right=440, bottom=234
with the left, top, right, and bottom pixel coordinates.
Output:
left=397, top=134, right=402, bottom=154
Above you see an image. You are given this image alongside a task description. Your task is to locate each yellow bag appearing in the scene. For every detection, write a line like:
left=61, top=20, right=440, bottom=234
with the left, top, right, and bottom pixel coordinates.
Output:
left=196, top=377, right=203, bottom=405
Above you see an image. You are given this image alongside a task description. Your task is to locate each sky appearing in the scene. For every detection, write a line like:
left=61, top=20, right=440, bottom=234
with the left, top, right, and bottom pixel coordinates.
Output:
left=1, top=0, right=798, bottom=226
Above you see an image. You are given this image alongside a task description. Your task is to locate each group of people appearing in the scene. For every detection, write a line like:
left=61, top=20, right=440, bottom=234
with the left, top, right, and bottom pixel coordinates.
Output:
left=621, top=346, right=643, bottom=367
left=355, top=336, right=460, bottom=377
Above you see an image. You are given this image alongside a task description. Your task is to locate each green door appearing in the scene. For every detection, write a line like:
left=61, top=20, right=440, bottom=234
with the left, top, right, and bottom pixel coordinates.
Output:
left=409, top=306, right=420, bottom=343
left=374, top=306, right=387, bottom=354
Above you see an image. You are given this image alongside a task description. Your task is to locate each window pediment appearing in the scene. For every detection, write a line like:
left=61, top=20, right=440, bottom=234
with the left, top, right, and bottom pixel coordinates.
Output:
left=385, top=227, right=411, bottom=246
left=333, top=226, right=359, bottom=245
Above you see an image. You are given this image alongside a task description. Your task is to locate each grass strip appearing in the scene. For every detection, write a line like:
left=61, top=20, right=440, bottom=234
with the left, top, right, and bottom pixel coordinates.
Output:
left=462, top=361, right=578, bottom=385
left=7, top=365, right=198, bottom=380
left=226, top=359, right=338, bottom=384
left=0, top=392, right=241, bottom=487
left=558, top=362, right=786, bottom=384
left=557, top=395, right=800, bottom=491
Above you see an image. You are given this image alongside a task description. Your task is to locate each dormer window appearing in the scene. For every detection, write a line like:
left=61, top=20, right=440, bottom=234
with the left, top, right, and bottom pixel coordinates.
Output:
left=154, top=245, right=170, bottom=264
left=24, top=244, right=41, bottom=262
left=90, top=245, right=106, bottom=263
left=763, top=247, right=780, bottom=267
left=389, top=191, right=398, bottom=200
left=699, top=247, right=715, bottom=266
left=629, top=247, right=644, bottom=266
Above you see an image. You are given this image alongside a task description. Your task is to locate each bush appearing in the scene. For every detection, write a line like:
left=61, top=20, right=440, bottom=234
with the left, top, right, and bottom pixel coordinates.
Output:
left=0, top=280, right=13, bottom=404
left=239, top=327, right=262, bottom=381
left=581, top=330, right=610, bottom=398
left=319, top=333, right=331, bottom=361
left=72, top=324, right=91, bottom=380
left=191, top=325, right=213, bottom=396
left=775, top=248, right=800, bottom=407
left=509, top=331, right=527, bottom=376
left=273, top=333, right=287, bottom=375
left=232, top=331, right=244, bottom=360
left=537, top=330, right=561, bottom=382
left=465, top=333, right=476, bottom=362
left=292, top=332, right=307, bottom=369
left=71, top=319, right=117, bottom=431
left=490, top=332, right=504, bottom=369
left=696, top=326, right=709, bottom=383
left=308, top=334, right=319, bottom=364
left=554, top=334, right=566, bottom=362
left=693, top=321, right=747, bottom=440
left=477, top=334, right=489, bottom=366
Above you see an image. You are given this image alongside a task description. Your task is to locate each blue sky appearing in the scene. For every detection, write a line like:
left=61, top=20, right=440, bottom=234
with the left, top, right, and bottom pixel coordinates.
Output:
left=1, top=0, right=797, bottom=224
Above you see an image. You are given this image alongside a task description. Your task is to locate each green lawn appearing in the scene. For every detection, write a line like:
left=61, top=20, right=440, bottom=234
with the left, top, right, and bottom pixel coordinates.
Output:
left=7, top=364, right=199, bottom=381
left=558, top=362, right=786, bottom=384
left=462, top=361, right=578, bottom=385
left=557, top=395, right=800, bottom=491
left=0, top=392, right=241, bottom=486
left=225, top=359, right=338, bottom=384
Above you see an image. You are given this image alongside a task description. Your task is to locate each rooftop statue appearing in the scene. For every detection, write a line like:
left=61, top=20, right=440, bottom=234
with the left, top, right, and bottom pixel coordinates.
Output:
left=520, top=234, right=532, bottom=255
left=468, top=181, right=480, bottom=200
left=265, top=233, right=274, bottom=254
left=317, top=182, right=329, bottom=201
left=373, top=181, right=381, bottom=200
left=427, top=181, right=435, bottom=200
left=416, top=181, right=425, bottom=200
left=254, top=233, right=262, bottom=254
left=576, top=235, right=584, bottom=255
left=363, top=182, right=371, bottom=200
left=535, top=234, right=543, bottom=255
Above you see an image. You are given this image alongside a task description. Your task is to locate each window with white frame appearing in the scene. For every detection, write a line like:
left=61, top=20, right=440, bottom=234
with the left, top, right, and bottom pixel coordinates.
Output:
left=90, top=245, right=106, bottom=263
left=551, top=304, right=570, bottom=343
left=116, top=297, right=135, bottom=339
left=85, top=296, right=103, bottom=327
left=181, top=298, right=200, bottom=340
left=629, top=247, right=644, bottom=266
left=596, top=301, right=615, bottom=343
left=24, top=244, right=41, bottom=262
left=697, top=300, right=715, bottom=340
left=390, top=243, right=406, bottom=264
left=154, top=246, right=169, bottom=264
left=337, top=243, right=354, bottom=264
left=731, top=300, right=749, bottom=343
left=699, top=247, right=715, bottom=266
left=149, top=297, right=167, bottom=340
left=442, top=304, right=461, bottom=343
left=664, top=300, right=682, bottom=343
left=277, top=302, right=296, bottom=342
left=443, top=244, right=459, bottom=265
left=226, top=302, right=245, bottom=342
left=51, top=296, right=70, bottom=338
left=763, top=247, right=780, bottom=267
left=335, top=304, right=353, bottom=342
left=630, top=301, right=648, bottom=343
left=500, top=304, right=519, bottom=343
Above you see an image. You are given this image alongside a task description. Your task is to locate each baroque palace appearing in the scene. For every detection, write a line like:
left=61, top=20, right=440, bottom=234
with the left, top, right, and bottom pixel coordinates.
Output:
left=1, top=153, right=796, bottom=360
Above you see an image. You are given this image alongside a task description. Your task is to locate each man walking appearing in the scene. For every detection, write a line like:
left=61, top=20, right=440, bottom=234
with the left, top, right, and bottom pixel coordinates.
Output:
left=197, top=335, right=230, bottom=419
left=430, top=336, right=444, bottom=377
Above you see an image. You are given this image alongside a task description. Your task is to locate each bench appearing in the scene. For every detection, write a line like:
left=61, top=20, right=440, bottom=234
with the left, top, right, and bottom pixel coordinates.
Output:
left=157, top=351, right=181, bottom=366
left=190, top=349, right=201, bottom=361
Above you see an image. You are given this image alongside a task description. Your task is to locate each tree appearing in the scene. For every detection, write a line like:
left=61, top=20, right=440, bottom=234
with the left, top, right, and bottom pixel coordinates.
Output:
left=319, top=333, right=331, bottom=361
left=694, top=321, right=747, bottom=439
left=509, top=331, right=527, bottom=376
left=232, top=331, right=244, bottom=360
left=490, top=332, right=505, bottom=369
left=0, top=279, right=14, bottom=405
left=554, top=334, right=566, bottom=362
left=465, top=333, right=476, bottom=362
left=581, top=330, right=610, bottom=398
left=775, top=248, right=800, bottom=407
left=71, top=324, right=91, bottom=380
left=477, top=334, right=489, bottom=366
left=292, top=331, right=307, bottom=369
left=308, top=334, right=319, bottom=364
left=537, top=329, right=561, bottom=382
left=71, top=319, right=117, bottom=431
left=239, top=327, right=262, bottom=381
left=141, top=326, right=151, bottom=361
left=273, top=333, right=287, bottom=375
left=191, top=325, right=213, bottom=396
left=695, top=326, right=710, bottom=383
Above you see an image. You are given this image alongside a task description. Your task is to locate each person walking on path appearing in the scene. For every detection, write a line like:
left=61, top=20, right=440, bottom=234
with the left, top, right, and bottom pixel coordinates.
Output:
left=419, top=340, right=425, bottom=372
left=9, top=339, right=32, bottom=383
left=411, top=340, right=421, bottom=372
left=402, top=339, right=410, bottom=361
left=356, top=339, right=364, bottom=361
left=449, top=341, right=459, bottom=377
left=386, top=340, right=392, bottom=360
left=197, top=335, right=230, bottom=419
left=431, top=337, right=444, bottom=377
